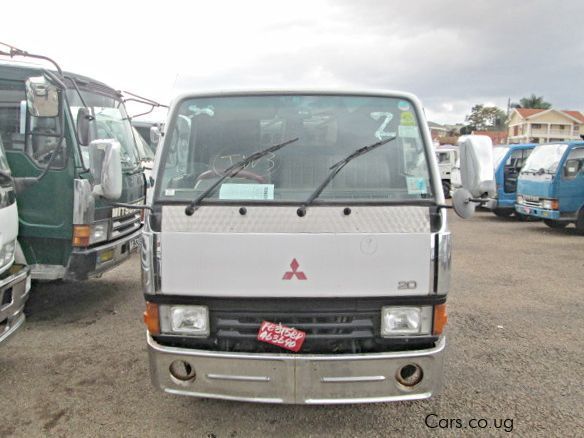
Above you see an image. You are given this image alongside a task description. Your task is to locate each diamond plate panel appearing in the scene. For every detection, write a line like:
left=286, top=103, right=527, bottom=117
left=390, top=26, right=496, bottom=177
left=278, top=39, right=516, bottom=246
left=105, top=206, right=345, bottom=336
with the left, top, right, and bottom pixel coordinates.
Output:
left=162, top=206, right=430, bottom=234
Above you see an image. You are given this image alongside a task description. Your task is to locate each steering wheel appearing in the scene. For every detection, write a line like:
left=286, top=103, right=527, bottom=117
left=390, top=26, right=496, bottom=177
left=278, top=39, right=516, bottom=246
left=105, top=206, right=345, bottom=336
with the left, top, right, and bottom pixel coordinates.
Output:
left=195, top=169, right=266, bottom=184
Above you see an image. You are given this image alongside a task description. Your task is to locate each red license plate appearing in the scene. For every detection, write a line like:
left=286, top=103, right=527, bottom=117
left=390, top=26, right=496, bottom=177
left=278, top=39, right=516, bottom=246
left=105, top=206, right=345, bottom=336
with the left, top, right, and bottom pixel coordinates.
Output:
left=257, top=321, right=306, bottom=352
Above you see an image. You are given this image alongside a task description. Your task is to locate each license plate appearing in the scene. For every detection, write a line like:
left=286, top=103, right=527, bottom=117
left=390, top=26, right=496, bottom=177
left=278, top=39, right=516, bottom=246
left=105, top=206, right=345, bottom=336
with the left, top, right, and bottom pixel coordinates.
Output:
left=129, top=237, right=141, bottom=252
left=257, top=321, right=306, bottom=352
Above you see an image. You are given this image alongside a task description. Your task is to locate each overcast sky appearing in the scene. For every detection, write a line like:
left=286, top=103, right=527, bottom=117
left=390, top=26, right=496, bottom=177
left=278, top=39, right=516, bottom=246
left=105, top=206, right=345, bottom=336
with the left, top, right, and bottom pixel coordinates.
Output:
left=2, top=0, right=583, bottom=124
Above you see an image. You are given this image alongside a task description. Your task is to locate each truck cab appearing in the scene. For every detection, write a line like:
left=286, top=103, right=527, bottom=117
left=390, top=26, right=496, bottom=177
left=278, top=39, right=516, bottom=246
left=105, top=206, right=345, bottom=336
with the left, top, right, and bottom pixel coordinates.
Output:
left=488, top=143, right=535, bottom=217
left=140, top=90, right=464, bottom=404
left=0, top=135, right=30, bottom=344
left=516, top=141, right=584, bottom=232
left=0, top=63, right=145, bottom=281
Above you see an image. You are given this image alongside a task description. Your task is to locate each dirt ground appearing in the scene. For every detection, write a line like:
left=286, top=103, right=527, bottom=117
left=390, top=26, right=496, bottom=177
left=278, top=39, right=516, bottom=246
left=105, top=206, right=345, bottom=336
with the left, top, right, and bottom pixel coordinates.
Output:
left=1, top=210, right=583, bottom=437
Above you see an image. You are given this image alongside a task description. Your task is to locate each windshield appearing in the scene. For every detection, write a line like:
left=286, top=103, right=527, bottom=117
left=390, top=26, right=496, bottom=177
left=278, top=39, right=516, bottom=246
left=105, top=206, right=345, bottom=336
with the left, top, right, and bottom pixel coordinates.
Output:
left=493, top=146, right=510, bottom=169
left=132, top=126, right=155, bottom=161
left=521, top=143, right=568, bottom=175
left=66, top=89, right=141, bottom=170
left=157, top=94, right=433, bottom=203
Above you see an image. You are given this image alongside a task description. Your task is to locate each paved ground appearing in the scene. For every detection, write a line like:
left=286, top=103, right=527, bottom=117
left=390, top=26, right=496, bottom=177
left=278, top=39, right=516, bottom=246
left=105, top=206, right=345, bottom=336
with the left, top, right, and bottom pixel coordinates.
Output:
left=1, top=210, right=583, bottom=437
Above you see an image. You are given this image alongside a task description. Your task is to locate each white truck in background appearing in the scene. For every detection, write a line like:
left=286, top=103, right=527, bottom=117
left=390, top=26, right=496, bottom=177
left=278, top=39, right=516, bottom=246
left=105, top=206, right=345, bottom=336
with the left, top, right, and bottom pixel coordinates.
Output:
left=140, top=90, right=494, bottom=404
left=435, top=145, right=459, bottom=198
left=0, top=135, right=30, bottom=344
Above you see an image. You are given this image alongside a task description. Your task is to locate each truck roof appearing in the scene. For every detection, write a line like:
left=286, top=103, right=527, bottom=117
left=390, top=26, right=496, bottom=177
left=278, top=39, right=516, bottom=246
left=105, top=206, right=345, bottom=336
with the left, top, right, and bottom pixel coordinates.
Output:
left=169, top=88, right=423, bottom=108
left=0, top=60, right=120, bottom=99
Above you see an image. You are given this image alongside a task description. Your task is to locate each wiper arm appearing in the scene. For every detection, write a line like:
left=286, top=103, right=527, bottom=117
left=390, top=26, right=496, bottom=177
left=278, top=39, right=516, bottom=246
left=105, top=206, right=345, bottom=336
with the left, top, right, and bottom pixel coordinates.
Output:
left=297, top=136, right=397, bottom=216
left=184, top=137, right=299, bottom=215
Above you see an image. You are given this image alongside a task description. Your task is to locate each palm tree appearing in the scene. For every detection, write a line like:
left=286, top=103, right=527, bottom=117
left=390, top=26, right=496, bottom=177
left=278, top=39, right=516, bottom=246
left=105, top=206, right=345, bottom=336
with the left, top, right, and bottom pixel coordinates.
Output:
left=513, top=94, right=552, bottom=109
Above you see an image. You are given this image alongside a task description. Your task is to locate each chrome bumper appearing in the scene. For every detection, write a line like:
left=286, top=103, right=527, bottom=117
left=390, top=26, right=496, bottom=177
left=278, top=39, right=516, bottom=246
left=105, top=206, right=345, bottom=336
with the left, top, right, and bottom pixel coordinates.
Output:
left=65, top=227, right=142, bottom=281
left=0, top=264, right=31, bottom=345
left=148, top=334, right=445, bottom=404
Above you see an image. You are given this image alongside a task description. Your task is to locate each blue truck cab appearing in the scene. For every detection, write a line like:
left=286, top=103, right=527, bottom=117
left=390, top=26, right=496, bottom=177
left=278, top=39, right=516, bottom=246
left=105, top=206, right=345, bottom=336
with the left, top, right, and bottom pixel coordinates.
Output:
left=488, top=143, right=535, bottom=217
left=516, top=141, right=584, bottom=233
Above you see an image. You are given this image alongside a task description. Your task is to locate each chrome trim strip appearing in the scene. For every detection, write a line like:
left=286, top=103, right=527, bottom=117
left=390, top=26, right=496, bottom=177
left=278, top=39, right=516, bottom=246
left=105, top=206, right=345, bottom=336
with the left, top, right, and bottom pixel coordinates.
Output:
left=207, top=374, right=271, bottom=382
left=321, top=375, right=386, bottom=383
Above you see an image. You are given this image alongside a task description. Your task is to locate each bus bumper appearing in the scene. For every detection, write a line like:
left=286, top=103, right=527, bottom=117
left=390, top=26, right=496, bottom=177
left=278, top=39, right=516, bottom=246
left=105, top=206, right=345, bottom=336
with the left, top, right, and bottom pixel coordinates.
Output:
left=147, top=334, right=445, bottom=404
left=0, top=264, right=31, bottom=345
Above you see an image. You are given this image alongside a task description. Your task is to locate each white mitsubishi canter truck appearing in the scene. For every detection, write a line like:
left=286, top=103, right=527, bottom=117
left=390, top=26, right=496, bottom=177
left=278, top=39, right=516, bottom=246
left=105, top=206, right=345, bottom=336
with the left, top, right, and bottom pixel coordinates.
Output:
left=141, top=90, right=493, bottom=404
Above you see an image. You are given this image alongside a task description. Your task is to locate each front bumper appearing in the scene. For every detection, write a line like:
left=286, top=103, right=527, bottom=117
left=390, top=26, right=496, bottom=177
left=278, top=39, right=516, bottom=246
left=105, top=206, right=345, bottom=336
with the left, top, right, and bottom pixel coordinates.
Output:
left=65, top=228, right=142, bottom=281
left=0, top=264, right=31, bottom=345
left=515, top=204, right=561, bottom=220
left=148, top=334, right=445, bottom=404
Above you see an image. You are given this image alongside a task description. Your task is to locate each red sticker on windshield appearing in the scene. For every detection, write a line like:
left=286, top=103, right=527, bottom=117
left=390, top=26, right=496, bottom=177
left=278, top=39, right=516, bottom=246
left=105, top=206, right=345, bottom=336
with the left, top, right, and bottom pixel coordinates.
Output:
left=257, top=321, right=306, bottom=352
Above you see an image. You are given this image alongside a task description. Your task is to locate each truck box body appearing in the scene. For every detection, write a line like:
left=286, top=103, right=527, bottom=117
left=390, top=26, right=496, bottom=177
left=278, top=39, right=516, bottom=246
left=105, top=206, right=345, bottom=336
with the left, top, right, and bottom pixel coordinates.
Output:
left=142, top=90, right=450, bottom=403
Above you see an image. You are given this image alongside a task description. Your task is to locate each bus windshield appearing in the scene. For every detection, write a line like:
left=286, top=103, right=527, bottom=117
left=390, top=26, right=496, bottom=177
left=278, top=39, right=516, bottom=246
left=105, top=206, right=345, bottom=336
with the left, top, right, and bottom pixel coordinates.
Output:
left=157, top=94, right=433, bottom=204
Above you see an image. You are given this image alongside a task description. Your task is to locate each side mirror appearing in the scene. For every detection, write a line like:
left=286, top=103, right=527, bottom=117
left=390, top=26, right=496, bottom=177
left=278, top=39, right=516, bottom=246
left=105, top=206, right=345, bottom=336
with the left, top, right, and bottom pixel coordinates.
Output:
left=150, top=126, right=161, bottom=145
left=25, top=76, right=60, bottom=118
left=76, top=107, right=94, bottom=146
left=89, top=139, right=122, bottom=200
left=563, top=159, right=580, bottom=179
left=457, top=135, right=496, bottom=198
left=452, top=135, right=496, bottom=219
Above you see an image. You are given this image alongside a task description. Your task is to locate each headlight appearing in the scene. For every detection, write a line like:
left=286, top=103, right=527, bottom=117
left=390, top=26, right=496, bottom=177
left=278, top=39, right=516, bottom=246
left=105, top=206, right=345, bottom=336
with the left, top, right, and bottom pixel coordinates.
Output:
left=160, top=305, right=209, bottom=337
left=516, top=195, right=524, bottom=204
left=73, top=221, right=110, bottom=247
left=90, top=221, right=109, bottom=244
left=381, top=306, right=433, bottom=336
left=542, top=199, right=559, bottom=210
left=0, top=239, right=15, bottom=268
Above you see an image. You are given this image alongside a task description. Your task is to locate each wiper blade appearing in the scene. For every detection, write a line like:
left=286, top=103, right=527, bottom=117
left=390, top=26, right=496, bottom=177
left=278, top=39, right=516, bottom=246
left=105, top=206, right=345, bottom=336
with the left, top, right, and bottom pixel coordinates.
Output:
left=298, top=136, right=397, bottom=215
left=184, top=137, right=299, bottom=215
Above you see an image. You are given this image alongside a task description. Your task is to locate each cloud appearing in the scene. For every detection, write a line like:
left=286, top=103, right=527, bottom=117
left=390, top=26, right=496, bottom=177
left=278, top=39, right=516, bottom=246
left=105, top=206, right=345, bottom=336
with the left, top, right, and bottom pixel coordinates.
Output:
left=2, top=0, right=583, bottom=123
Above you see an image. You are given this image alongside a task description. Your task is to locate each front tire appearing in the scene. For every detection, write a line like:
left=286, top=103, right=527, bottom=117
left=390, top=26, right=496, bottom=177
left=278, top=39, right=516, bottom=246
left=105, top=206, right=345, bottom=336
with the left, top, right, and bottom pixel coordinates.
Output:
left=543, top=219, right=568, bottom=229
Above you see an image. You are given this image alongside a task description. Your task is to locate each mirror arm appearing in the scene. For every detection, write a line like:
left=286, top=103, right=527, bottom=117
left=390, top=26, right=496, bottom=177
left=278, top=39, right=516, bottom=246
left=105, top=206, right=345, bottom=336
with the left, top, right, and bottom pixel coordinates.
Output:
left=0, top=42, right=63, bottom=74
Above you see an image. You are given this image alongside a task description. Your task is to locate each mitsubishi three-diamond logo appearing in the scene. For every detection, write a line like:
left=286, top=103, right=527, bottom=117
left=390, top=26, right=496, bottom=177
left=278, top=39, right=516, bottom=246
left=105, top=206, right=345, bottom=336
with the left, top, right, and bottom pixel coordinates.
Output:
left=282, top=258, right=307, bottom=280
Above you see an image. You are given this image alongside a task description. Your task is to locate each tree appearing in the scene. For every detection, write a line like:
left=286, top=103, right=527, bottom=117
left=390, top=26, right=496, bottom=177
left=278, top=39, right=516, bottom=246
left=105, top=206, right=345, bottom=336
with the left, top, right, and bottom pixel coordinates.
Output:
left=511, top=94, right=552, bottom=109
left=465, top=105, right=507, bottom=131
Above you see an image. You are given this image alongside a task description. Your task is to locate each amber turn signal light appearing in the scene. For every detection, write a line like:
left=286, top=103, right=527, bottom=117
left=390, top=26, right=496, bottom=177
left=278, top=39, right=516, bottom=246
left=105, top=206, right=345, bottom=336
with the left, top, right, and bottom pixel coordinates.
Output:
left=143, top=302, right=160, bottom=335
left=433, top=303, right=447, bottom=335
left=72, top=225, right=91, bottom=247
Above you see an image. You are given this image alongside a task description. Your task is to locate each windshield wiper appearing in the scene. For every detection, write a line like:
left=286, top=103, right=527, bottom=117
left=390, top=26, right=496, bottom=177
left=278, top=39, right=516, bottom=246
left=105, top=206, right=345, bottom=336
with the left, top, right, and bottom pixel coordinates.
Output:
left=297, top=136, right=397, bottom=216
left=184, top=137, right=299, bottom=215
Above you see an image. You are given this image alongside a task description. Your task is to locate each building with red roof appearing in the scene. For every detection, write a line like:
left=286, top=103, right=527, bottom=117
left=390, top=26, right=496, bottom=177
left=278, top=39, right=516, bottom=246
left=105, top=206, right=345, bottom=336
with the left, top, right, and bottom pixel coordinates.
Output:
left=507, top=108, right=584, bottom=144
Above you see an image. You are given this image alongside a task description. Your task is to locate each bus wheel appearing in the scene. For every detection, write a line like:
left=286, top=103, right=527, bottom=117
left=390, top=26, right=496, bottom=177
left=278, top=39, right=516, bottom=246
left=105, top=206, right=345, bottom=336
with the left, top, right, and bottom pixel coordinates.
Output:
left=442, top=180, right=451, bottom=199
left=543, top=219, right=568, bottom=229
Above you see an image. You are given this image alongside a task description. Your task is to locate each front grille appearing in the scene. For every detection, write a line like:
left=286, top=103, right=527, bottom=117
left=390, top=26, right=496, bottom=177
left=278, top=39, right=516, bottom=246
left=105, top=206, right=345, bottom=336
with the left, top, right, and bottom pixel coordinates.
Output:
left=153, top=298, right=439, bottom=354
left=111, top=212, right=141, bottom=239
left=523, top=200, right=541, bottom=208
